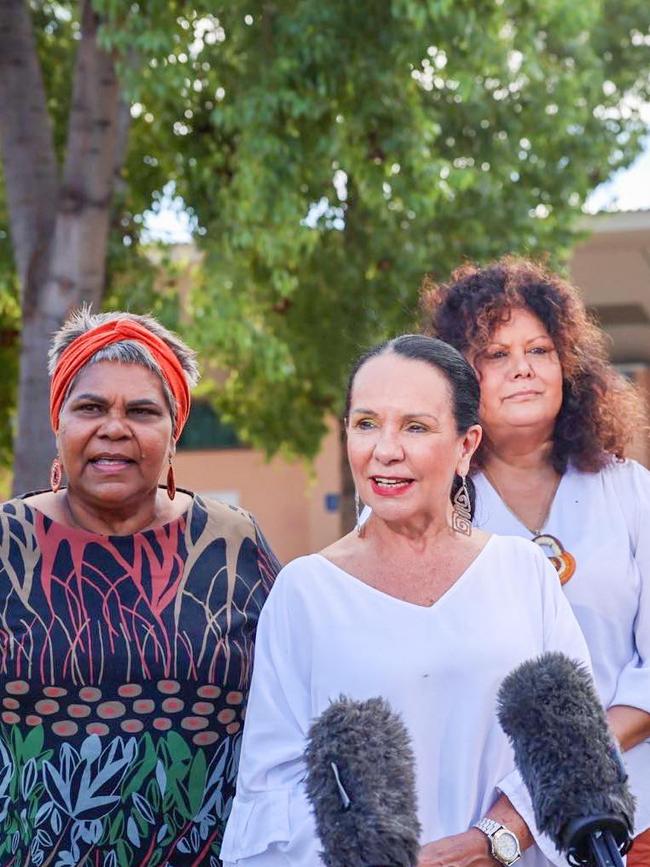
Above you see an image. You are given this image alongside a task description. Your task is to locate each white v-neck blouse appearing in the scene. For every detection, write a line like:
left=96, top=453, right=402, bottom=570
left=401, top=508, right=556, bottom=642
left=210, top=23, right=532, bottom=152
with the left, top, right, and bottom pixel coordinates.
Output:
left=473, top=458, right=650, bottom=835
left=221, top=535, right=589, bottom=866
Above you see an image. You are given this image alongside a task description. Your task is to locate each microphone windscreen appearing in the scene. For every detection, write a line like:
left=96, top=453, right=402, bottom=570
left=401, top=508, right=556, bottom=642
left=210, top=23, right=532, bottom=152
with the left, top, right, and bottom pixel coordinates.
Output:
left=304, top=696, right=421, bottom=867
left=497, top=652, right=634, bottom=852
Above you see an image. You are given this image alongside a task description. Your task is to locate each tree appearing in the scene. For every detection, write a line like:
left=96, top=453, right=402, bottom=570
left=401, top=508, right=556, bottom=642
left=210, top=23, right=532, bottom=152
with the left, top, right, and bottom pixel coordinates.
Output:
left=173, top=0, right=650, bottom=528
left=0, top=1, right=649, bottom=519
left=0, top=0, right=131, bottom=493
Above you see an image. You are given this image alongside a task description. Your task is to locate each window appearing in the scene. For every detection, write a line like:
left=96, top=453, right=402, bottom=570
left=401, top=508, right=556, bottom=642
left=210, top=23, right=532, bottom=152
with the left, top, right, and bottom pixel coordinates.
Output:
left=177, top=401, right=244, bottom=450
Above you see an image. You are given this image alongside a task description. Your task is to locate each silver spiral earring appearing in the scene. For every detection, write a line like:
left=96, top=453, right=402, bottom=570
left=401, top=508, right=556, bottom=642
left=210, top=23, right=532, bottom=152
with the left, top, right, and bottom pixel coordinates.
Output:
left=452, top=475, right=472, bottom=536
left=354, top=490, right=365, bottom=538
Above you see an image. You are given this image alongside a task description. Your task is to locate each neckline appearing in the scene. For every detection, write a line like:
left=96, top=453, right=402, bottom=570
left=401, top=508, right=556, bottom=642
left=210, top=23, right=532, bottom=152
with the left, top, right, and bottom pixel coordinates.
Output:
left=315, top=534, right=496, bottom=611
left=478, top=468, right=569, bottom=536
left=14, top=488, right=197, bottom=540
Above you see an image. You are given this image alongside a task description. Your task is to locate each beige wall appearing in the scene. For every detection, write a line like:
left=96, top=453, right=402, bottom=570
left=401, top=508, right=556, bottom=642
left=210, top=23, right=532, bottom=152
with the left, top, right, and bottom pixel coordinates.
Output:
left=571, top=212, right=650, bottom=364
left=174, top=421, right=341, bottom=564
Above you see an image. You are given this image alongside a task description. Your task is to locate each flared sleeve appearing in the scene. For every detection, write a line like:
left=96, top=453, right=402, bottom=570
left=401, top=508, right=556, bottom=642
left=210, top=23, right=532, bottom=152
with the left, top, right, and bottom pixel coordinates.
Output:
left=498, top=551, right=593, bottom=866
left=220, top=563, right=319, bottom=866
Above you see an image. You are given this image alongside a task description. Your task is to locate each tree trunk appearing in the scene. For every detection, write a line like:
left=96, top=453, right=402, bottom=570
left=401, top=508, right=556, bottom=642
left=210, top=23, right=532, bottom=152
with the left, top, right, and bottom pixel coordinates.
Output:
left=13, top=314, right=63, bottom=493
left=0, top=2, right=59, bottom=288
left=0, top=0, right=128, bottom=494
left=45, top=0, right=124, bottom=313
left=0, top=0, right=59, bottom=493
left=339, top=418, right=356, bottom=535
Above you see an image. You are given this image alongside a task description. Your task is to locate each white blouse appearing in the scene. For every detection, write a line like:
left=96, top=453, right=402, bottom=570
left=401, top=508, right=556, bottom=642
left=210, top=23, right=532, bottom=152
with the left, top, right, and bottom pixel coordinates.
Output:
left=473, top=459, right=650, bottom=835
left=221, top=535, right=590, bottom=867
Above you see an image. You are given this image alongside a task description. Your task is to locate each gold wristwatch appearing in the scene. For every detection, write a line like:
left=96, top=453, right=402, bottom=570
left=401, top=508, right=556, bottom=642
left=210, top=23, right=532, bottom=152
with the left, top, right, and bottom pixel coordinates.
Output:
left=473, top=817, right=522, bottom=865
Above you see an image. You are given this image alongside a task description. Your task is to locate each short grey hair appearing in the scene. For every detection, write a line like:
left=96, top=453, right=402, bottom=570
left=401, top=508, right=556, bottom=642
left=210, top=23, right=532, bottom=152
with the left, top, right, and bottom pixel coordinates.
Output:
left=49, top=309, right=200, bottom=431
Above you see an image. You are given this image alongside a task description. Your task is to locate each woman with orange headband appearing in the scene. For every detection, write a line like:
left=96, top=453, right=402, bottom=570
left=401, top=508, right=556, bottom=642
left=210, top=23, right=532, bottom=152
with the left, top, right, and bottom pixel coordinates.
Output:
left=0, top=309, right=280, bottom=866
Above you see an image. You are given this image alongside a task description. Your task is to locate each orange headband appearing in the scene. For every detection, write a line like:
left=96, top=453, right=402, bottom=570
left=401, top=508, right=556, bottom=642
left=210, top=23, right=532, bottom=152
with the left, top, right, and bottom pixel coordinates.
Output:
left=50, top=320, right=191, bottom=439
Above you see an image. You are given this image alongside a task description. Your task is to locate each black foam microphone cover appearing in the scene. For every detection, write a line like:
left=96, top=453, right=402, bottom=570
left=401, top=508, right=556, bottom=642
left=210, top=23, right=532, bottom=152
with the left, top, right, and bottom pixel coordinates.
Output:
left=304, top=696, right=421, bottom=867
left=497, top=652, right=634, bottom=866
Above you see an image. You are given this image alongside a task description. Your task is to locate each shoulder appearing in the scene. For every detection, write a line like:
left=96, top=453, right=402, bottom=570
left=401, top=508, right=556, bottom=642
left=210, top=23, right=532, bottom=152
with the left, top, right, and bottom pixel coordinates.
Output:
left=484, top=537, right=572, bottom=639
left=599, top=457, right=650, bottom=489
left=275, top=554, right=331, bottom=586
left=0, top=496, right=38, bottom=530
left=189, top=496, right=281, bottom=587
left=267, top=554, right=334, bottom=602
left=256, top=555, right=329, bottom=627
left=0, top=496, right=27, bottom=516
left=598, top=459, right=650, bottom=546
left=591, top=458, right=650, bottom=518
left=486, top=532, right=548, bottom=564
left=190, top=495, right=259, bottom=544
left=186, top=496, right=261, bottom=567
left=485, top=534, right=557, bottom=594
left=565, top=456, right=649, bottom=489
left=0, top=498, right=40, bottom=571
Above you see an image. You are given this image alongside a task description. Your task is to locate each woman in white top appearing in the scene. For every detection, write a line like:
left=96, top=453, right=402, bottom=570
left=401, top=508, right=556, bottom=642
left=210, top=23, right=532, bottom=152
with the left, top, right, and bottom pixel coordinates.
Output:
left=221, top=335, right=591, bottom=867
left=424, top=256, right=650, bottom=864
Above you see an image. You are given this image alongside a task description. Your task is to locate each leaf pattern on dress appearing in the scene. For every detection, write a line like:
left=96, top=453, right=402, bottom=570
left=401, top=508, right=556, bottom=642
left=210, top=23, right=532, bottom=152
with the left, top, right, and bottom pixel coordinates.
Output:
left=0, top=717, right=243, bottom=864
left=0, top=495, right=280, bottom=865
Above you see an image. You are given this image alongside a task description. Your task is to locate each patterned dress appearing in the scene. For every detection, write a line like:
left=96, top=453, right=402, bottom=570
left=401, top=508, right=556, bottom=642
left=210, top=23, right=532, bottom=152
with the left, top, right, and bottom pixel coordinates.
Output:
left=0, top=493, right=279, bottom=867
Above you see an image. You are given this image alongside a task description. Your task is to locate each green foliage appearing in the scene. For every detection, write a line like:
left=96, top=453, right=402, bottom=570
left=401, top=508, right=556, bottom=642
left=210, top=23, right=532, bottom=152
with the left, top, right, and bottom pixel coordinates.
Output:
left=2, top=0, right=650, bottom=466
left=171, top=0, right=650, bottom=458
left=104, top=236, right=183, bottom=331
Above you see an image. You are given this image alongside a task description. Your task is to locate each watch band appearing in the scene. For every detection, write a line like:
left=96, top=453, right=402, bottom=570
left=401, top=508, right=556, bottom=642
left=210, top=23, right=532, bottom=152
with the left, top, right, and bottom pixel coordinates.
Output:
left=475, top=817, right=503, bottom=837
left=473, top=817, right=521, bottom=865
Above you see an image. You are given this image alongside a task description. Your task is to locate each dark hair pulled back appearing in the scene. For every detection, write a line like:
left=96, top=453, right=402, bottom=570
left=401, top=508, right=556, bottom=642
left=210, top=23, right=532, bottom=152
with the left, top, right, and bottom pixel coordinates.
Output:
left=344, top=334, right=480, bottom=514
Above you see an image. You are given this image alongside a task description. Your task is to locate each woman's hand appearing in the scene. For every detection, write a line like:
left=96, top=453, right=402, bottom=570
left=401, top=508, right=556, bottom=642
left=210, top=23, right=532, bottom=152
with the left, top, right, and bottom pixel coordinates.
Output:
left=417, top=828, right=495, bottom=866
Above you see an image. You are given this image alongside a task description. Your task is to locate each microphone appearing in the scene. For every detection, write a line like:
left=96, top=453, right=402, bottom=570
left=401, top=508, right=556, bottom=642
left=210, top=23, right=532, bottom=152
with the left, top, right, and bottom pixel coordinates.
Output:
left=304, top=696, right=421, bottom=867
left=497, top=652, right=634, bottom=867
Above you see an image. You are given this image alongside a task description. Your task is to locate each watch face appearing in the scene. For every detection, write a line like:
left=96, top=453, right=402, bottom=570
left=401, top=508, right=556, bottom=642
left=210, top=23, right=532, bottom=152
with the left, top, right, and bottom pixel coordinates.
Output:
left=494, top=831, right=519, bottom=862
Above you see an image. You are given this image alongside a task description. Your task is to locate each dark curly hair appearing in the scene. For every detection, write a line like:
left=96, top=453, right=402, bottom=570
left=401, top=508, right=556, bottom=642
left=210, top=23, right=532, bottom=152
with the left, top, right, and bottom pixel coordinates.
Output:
left=422, top=256, right=647, bottom=473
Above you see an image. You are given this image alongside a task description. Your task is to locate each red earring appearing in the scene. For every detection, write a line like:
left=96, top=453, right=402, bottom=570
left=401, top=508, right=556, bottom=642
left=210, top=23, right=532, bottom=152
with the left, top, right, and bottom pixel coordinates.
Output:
left=50, top=458, right=63, bottom=493
left=166, top=461, right=176, bottom=500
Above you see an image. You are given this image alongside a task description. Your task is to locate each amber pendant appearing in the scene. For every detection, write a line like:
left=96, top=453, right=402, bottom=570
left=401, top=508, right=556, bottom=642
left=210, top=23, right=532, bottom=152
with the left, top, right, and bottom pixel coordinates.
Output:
left=531, top=533, right=576, bottom=585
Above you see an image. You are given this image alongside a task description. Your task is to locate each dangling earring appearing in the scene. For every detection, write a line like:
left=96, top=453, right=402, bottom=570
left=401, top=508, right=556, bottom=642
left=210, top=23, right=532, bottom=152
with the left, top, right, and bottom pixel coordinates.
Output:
left=354, top=490, right=365, bottom=538
left=50, top=457, right=63, bottom=493
left=166, top=458, right=176, bottom=501
left=452, top=474, right=472, bottom=536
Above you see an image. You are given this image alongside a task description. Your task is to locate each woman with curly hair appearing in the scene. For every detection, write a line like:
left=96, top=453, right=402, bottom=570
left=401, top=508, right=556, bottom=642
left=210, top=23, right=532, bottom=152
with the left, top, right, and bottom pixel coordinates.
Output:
left=424, top=256, right=650, bottom=865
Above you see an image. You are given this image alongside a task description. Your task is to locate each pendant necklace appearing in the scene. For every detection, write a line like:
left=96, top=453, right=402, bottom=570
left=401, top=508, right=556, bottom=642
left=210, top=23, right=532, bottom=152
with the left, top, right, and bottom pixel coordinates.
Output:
left=482, top=467, right=576, bottom=586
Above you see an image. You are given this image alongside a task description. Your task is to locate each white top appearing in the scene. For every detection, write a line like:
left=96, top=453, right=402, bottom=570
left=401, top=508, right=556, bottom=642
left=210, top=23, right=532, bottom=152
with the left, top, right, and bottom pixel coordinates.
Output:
left=473, top=459, right=650, bottom=835
left=221, top=535, right=590, bottom=867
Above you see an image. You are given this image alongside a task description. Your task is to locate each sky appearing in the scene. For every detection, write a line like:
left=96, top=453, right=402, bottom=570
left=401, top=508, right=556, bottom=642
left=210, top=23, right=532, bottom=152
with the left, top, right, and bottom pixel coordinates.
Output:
left=143, top=140, right=650, bottom=244
left=585, top=140, right=650, bottom=213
